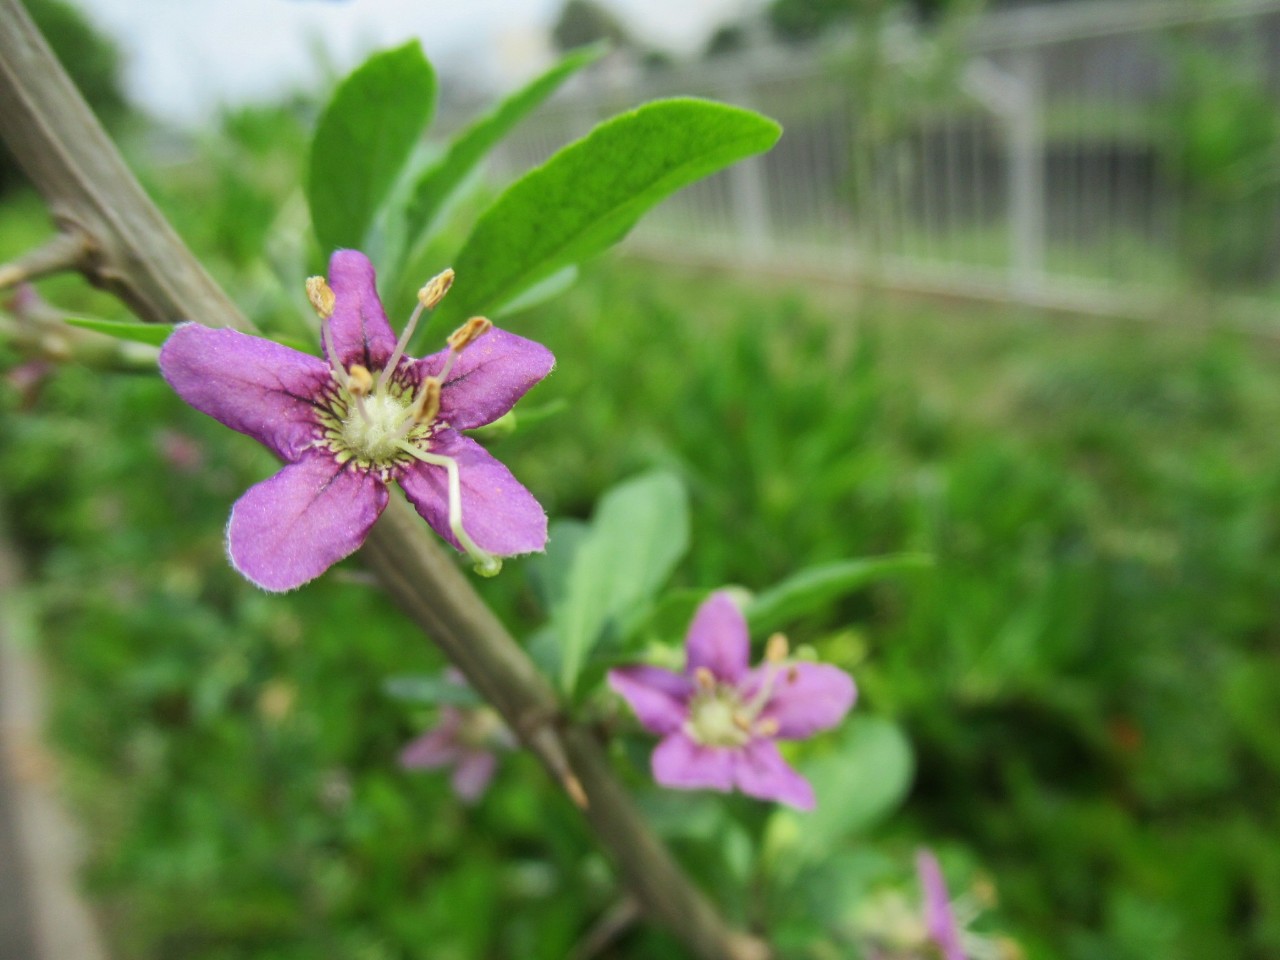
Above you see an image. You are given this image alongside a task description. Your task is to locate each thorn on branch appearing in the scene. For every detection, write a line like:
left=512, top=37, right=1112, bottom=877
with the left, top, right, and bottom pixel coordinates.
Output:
left=0, top=230, right=91, bottom=290
left=519, top=708, right=589, bottom=809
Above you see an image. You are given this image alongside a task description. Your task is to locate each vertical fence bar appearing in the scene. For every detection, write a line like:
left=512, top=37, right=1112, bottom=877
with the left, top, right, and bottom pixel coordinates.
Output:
left=1007, top=47, right=1047, bottom=297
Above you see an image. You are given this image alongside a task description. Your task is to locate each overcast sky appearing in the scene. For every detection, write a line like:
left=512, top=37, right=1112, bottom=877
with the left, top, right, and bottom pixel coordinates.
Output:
left=71, top=0, right=762, bottom=122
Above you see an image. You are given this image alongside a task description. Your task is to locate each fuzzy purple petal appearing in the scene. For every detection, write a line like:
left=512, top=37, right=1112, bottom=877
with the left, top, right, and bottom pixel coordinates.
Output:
left=747, top=662, right=856, bottom=739
left=159, top=323, right=329, bottom=461
left=413, top=328, right=555, bottom=430
left=397, top=431, right=547, bottom=556
left=399, top=713, right=464, bottom=770
left=917, top=849, right=966, bottom=960
left=325, top=249, right=398, bottom=370
left=651, top=733, right=735, bottom=793
left=451, top=750, right=498, bottom=803
left=683, top=591, right=750, bottom=683
left=732, top=740, right=815, bottom=810
left=607, top=666, right=692, bottom=735
left=227, top=455, right=388, bottom=592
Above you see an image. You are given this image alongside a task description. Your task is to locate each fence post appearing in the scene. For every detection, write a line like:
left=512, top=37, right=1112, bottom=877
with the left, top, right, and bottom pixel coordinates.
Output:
left=727, top=72, right=773, bottom=262
left=1007, top=47, right=1046, bottom=297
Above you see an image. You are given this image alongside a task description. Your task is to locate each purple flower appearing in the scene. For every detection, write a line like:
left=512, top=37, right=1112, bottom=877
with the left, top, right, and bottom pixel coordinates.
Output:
left=400, top=700, right=511, bottom=804
left=607, top=590, right=856, bottom=810
left=917, top=849, right=966, bottom=960
left=159, top=250, right=554, bottom=591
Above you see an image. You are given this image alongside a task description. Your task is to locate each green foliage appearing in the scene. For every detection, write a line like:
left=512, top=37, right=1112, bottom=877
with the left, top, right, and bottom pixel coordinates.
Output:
left=433, top=98, right=782, bottom=326
left=307, top=41, right=436, bottom=253
left=63, top=317, right=171, bottom=346
left=1162, top=37, right=1280, bottom=285
left=541, top=471, right=689, bottom=694
left=399, top=44, right=606, bottom=272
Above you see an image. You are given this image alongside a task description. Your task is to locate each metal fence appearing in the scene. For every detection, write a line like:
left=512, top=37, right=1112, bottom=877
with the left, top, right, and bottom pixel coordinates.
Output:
left=490, top=0, right=1280, bottom=320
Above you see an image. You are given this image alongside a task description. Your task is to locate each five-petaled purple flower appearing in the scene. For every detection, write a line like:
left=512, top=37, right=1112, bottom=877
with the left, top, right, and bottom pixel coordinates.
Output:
left=607, top=590, right=856, bottom=810
left=399, top=674, right=512, bottom=804
left=159, top=250, right=553, bottom=591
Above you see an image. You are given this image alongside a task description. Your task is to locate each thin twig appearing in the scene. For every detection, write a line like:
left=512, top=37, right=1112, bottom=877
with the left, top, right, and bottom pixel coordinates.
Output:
left=0, top=2, right=769, bottom=957
left=0, top=231, right=88, bottom=289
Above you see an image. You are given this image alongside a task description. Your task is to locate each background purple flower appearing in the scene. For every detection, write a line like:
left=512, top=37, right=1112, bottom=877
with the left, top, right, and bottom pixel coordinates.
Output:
left=608, top=590, right=856, bottom=810
left=917, top=849, right=967, bottom=960
left=159, top=250, right=553, bottom=591
left=399, top=685, right=512, bottom=804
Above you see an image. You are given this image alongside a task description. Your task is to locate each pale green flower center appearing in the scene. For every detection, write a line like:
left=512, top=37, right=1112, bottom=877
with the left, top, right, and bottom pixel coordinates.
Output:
left=687, top=685, right=752, bottom=748
left=339, top=389, right=418, bottom=463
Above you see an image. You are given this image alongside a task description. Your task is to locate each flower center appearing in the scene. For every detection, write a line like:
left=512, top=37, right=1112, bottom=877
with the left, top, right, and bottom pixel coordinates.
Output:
left=338, top=385, right=418, bottom=463
left=688, top=686, right=753, bottom=748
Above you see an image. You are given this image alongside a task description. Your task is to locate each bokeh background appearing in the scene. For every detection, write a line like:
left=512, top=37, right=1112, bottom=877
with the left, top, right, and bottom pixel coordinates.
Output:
left=3, top=0, right=1280, bottom=958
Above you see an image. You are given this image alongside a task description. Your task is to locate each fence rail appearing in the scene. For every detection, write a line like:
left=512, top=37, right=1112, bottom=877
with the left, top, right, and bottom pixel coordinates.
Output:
left=489, top=0, right=1280, bottom=321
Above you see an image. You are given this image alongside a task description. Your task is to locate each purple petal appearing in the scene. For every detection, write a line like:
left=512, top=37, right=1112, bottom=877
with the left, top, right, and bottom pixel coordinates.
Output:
left=651, top=733, right=735, bottom=793
left=917, top=849, right=966, bottom=960
left=399, top=712, right=464, bottom=769
left=397, top=431, right=547, bottom=556
left=227, top=454, right=388, bottom=591
left=412, top=328, right=555, bottom=430
left=159, top=323, right=329, bottom=461
left=749, top=663, right=856, bottom=739
left=732, top=740, right=815, bottom=810
left=684, top=591, right=750, bottom=683
left=325, top=250, right=397, bottom=370
left=607, top=666, right=691, bottom=735
left=451, top=750, right=498, bottom=803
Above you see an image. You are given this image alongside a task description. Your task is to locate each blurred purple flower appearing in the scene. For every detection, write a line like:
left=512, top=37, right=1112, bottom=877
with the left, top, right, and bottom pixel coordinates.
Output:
left=917, top=849, right=966, bottom=960
left=608, top=590, right=855, bottom=810
left=154, top=428, right=205, bottom=474
left=399, top=681, right=512, bottom=804
left=158, top=250, right=553, bottom=591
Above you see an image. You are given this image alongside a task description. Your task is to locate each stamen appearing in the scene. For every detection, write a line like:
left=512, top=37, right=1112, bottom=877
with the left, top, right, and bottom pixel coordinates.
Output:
left=377, top=267, right=456, bottom=394
left=320, top=318, right=349, bottom=390
left=732, top=712, right=753, bottom=732
left=754, top=717, right=780, bottom=737
left=447, top=315, right=492, bottom=352
left=765, top=633, right=790, bottom=662
left=419, top=267, right=455, bottom=310
left=411, top=376, right=442, bottom=425
left=394, top=442, right=502, bottom=576
left=305, top=276, right=335, bottom=318
left=347, top=364, right=374, bottom=398
left=694, top=667, right=716, bottom=691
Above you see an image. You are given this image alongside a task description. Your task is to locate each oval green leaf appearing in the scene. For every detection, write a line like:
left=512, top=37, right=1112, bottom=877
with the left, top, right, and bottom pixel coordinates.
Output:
left=437, top=97, right=782, bottom=324
left=308, top=41, right=436, bottom=252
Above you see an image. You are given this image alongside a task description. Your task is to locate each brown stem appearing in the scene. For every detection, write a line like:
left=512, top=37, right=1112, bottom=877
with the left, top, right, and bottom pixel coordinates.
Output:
left=0, top=2, right=769, bottom=957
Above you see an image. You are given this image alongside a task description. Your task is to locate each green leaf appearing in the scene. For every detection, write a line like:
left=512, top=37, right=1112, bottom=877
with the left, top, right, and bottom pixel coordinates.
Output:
left=747, top=554, right=933, bottom=635
left=64, top=317, right=171, bottom=346
left=308, top=42, right=436, bottom=252
left=437, top=98, right=782, bottom=324
left=765, top=717, right=914, bottom=872
left=401, top=44, right=605, bottom=258
left=382, top=675, right=480, bottom=706
left=556, top=471, right=689, bottom=693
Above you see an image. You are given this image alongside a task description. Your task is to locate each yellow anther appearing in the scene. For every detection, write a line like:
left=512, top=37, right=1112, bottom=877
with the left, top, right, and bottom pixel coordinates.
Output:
left=732, top=712, right=753, bottom=732
left=412, top=376, right=442, bottom=424
left=347, top=364, right=374, bottom=397
left=447, top=316, right=493, bottom=352
left=417, top=267, right=455, bottom=310
left=765, top=633, right=790, bottom=663
left=754, top=717, right=780, bottom=737
left=694, top=667, right=717, bottom=691
left=305, top=276, right=335, bottom=319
